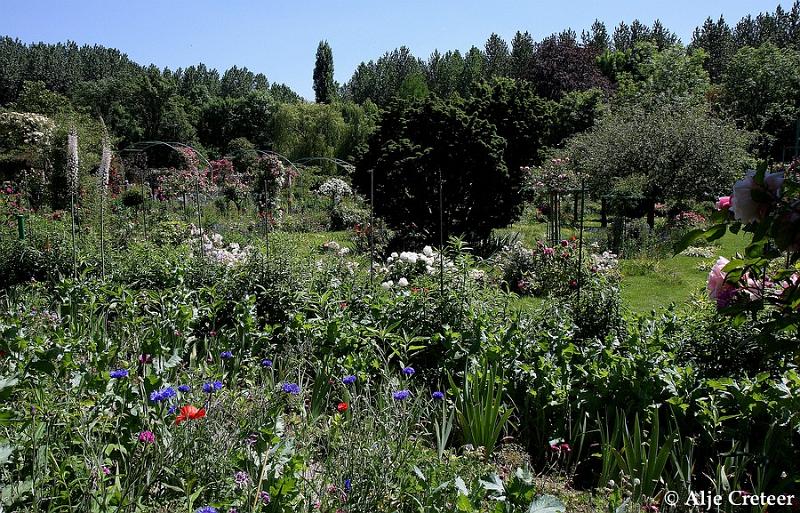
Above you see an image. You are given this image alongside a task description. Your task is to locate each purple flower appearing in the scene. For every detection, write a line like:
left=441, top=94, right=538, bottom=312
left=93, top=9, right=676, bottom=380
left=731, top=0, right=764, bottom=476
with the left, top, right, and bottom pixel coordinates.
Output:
left=281, top=382, right=300, bottom=395
left=203, top=380, right=223, bottom=393
left=432, top=391, right=445, bottom=400
left=344, top=478, right=352, bottom=492
left=178, top=384, right=191, bottom=393
left=168, top=405, right=178, bottom=415
left=393, top=390, right=411, bottom=401
left=149, top=387, right=176, bottom=403
left=259, top=491, right=270, bottom=504
left=101, top=466, right=111, bottom=475
left=342, top=375, right=356, bottom=385
left=261, top=358, right=273, bottom=368
left=109, top=369, right=128, bottom=379
left=220, top=351, right=233, bottom=359
left=234, top=470, right=250, bottom=488
left=195, top=507, right=218, bottom=513
left=138, top=431, right=155, bottom=444
left=402, top=366, right=415, bottom=376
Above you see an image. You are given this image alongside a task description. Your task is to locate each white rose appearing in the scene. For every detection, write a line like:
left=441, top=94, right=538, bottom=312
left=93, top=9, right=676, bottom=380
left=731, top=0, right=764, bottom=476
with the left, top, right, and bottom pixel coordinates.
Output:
left=391, top=252, right=399, bottom=258
left=398, top=277, right=409, bottom=287
left=422, top=246, right=434, bottom=257
left=381, top=281, right=393, bottom=290
left=765, top=171, right=784, bottom=196
left=406, top=253, right=418, bottom=264
left=730, top=171, right=761, bottom=224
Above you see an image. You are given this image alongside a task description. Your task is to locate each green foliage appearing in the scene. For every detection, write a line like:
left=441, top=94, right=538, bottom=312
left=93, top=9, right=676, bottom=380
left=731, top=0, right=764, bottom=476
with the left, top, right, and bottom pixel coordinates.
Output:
left=568, top=101, right=751, bottom=204
left=720, top=43, right=800, bottom=156
left=450, top=360, right=513, bottom=457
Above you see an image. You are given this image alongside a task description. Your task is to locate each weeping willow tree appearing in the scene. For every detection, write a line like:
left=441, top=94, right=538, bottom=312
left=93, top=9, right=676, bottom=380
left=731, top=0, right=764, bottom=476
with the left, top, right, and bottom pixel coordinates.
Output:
left=269, top=101, right=377, bottom=172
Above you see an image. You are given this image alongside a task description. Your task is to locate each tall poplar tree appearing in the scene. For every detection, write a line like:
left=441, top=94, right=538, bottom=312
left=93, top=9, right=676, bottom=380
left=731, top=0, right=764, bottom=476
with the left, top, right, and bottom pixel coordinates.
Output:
left=313, top=40, right=335, bottom=103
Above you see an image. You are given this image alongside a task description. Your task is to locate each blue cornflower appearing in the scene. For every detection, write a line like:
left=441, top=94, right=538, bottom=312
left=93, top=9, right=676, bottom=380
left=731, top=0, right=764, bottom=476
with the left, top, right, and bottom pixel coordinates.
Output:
left=393, top=390, right=411, bottom=401
left=261, top=358, right=273, bottom=368
left=342, top=375, right=356, bottom=385
left=203, top=380, right=223, bottom=393
left=402, top=366, right=415, bottom=376
left=109, top=369, right=128, bottom=379
left=344, top=478, right=352, bottom=493
left=149, top=387, right=176, bottom=403
left=220, top=351, right=233, bottom=359
left=178, top=384, right=191, bottom=393
left=432, top=391, right=445, bottom=400
left=281, top=382, right=300, bottom=395
left=168, top=405, right=178, bottom=415
left=194, top=507, right=218, bottom=513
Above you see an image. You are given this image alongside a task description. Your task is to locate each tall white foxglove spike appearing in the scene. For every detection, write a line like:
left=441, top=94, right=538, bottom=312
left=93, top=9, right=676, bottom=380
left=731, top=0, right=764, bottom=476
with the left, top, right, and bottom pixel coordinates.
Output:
left=67, top=128, right=79, bottom=195
left=99, top=142, right=112, bottom=192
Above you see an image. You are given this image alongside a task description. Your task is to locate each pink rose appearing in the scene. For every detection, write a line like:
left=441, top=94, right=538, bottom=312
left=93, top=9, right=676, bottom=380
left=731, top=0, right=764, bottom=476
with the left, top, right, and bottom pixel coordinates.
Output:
left=716, top=196, right=731, bottom=210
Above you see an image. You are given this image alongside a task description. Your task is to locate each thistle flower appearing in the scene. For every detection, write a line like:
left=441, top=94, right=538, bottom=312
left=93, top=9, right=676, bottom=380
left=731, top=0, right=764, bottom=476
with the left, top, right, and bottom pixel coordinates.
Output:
left=67, top=128, right=79, bottom=195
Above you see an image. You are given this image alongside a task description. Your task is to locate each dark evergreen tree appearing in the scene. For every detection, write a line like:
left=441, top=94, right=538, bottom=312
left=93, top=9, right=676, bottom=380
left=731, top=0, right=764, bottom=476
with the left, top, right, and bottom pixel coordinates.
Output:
left=484, top=33, right=510, bottom=78
left=582, top=20, right=610, bottom=51
left=691, top=16, right=734, bottom=81
left=510, top=31, right=535, bottom=80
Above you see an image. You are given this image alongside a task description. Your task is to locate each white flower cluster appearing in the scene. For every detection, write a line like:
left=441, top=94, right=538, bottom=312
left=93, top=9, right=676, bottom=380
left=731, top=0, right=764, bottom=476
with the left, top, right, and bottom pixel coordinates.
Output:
left=189, top=225, right=251, bottom=266
left=322, top=240, right=351, bottom=257
left=0, top=111, right=55, bottom=147
left=318, top=178, right=352, bottom=201
left=590, top=251, right=618, bottom=273
left=378, top=246, right=456, bottom=289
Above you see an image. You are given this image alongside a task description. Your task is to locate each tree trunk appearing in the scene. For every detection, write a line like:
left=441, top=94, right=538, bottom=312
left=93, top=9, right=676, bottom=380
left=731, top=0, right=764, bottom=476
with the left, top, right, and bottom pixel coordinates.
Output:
left=647, top=200, right=655, bottom=230
left=601, top=197, right=608, bottom=228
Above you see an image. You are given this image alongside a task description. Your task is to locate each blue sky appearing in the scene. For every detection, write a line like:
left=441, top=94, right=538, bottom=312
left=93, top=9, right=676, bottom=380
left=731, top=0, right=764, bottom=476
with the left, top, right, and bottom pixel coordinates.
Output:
left=1, top=0, right=790, bottom=99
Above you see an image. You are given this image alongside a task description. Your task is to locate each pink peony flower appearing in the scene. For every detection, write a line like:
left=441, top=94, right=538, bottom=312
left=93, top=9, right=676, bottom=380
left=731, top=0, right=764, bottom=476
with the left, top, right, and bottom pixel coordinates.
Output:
left=716, top=196, right=731, bottom=210
left=707, top=257, right=732, bottom=303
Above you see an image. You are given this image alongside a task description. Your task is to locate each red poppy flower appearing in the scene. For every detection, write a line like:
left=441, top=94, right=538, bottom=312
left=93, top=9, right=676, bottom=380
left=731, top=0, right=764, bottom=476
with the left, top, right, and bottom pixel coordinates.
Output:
left=175, top=405, right=206, bottom=425
left=336, top=402, right=348, bottom=413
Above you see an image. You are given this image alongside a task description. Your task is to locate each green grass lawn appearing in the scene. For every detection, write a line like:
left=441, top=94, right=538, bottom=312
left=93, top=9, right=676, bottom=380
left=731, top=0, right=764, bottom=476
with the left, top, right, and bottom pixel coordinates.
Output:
left=498, top=221, right=749, bottom=314
left=619, top=231, right=748, bottom=313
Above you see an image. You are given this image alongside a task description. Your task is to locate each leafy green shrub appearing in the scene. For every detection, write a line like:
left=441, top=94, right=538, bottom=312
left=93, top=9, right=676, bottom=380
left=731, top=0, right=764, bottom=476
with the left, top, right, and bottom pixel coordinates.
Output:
left=329, top=201, right=368, bottom=230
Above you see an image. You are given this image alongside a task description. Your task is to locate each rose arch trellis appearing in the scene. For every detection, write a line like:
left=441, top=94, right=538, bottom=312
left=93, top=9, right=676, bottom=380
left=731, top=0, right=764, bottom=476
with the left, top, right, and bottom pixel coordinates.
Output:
left=122, top=141, right=215, bottom=256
